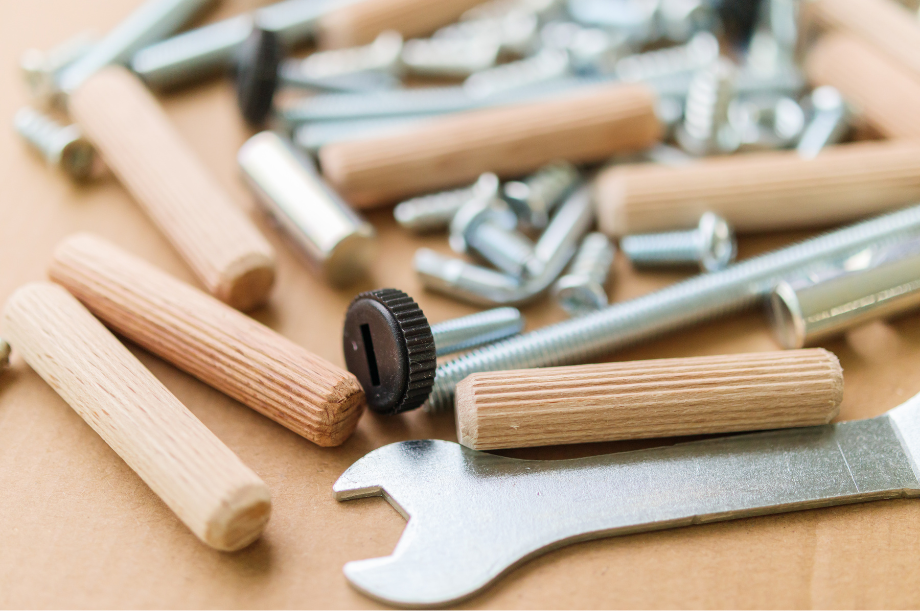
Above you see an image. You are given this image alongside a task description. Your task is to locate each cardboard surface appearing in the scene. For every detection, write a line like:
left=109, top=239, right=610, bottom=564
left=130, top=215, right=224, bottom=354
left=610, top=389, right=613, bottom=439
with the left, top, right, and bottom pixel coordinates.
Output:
left=2, top=1, right=920, bottom=608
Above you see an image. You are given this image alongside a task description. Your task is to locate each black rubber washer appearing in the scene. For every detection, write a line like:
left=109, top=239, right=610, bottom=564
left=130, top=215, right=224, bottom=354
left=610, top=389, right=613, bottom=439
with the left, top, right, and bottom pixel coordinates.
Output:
left=235, top=26, right=282, bottom=127
left=343, top=289, right=436, bottom=415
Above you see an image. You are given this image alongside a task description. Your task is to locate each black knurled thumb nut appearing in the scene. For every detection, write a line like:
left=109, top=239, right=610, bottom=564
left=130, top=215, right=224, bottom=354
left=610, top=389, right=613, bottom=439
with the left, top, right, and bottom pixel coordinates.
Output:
left=343, top=289, right=436, bottom=415
left=236, top=26, right=282, bottom=127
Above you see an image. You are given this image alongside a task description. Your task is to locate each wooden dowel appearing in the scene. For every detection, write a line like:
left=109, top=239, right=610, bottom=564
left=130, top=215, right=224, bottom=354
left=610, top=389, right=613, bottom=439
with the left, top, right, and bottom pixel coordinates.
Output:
left=802, top=0, right=920, bottom=84
left=456, top=349, right=843, bottom=450
left=1, top=282, right=271, bottom=551
left=68, top=66, right=276, bottom=311
left=49, top=233, right=365, bottom=447
left=595, top=139, right=920, bottom=236
left=317, top=0, right=486, bottom=49
left=804, top=32, right=920, bottom=140
left=319, top=83, right=662, bottom=207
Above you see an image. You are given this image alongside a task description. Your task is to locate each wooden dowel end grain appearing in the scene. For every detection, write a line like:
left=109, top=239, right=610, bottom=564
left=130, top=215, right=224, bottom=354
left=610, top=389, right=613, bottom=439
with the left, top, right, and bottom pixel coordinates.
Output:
left=68, top=66, right=276, bottom=311
left=49, top=233, right=365, bottom=447
left=1, top=283, right=271, bottom=551
left=805, top=32, right=920, bottom=140
left=317, top=0, right=486, bottom=48
left=594, top=139, right=920, bottom=236
left=456, top=349, right=843, bottom=450
left=319, top=83, right=662, bottom=207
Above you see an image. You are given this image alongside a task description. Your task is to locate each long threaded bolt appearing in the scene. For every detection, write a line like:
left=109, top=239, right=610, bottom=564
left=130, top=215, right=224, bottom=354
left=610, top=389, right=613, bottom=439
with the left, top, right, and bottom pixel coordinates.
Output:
left=620, top=212, right=736, bottom=272
left=14, top=107, right=96, bottom=180
left=432, top=307, right=525, bottom=356
left=797, top=86, right=849, bottom=160
left=552, top=232, right=616, bottom=316
left=502, top=161, right=581, bottom=229
left=426, top=202, right=920, bottom=412
left=394, top=173, right=499, bottom=233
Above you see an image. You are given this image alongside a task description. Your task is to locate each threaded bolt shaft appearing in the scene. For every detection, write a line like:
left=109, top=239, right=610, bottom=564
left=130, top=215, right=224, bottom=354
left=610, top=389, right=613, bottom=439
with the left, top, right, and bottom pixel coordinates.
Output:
left=432, top=307, right=525, bottom=357
left=502, top=161, right=581, bottom=229
left=395, top=173, right=498, bottom=233
left=426, top=203, right=920, bottom=412
left=14, top=107, right=96, bottom=180
left=552, top=232, right=615, bottom=316
left=676, top=58, right=738, bottom=155
left=621, top=212, right=736, bottom=272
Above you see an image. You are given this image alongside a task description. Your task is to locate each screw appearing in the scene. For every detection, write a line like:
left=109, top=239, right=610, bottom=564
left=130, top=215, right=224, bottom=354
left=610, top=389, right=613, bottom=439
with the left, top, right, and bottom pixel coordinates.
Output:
left=20, top=31, right=96, bottom=104
left=552, top=232, right=616, bottom=316
left=797, top=86, right=850, bottom=160
left=281, top=30, right=403, bottom=83
left=657, top=0, right=718, bottom=43
left=462, top=47, right=570, bottom=99
left=426, top=202, right=920, bottom=411
left=394, top=173, right=499, bottom=233
left=401, top=37, right=500, bottom=78
left=0, top=337, right=9, bottom=373
left=675, top=58, right=740, bottom=155
left=502, top=161, right=580, bottom=229
left=431, top=307, right=525, bottom=356
left=14, top=107, right=96, bottom=181
left=621, top=212, right=736, bottom=273
left=56, top=0, right=215, bottom=95
left=615, top=31, right=719, bottom=82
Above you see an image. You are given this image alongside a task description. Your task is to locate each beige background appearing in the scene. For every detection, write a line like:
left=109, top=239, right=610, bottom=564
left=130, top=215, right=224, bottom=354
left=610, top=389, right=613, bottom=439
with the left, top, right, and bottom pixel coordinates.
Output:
left=2, top=1, right=920, bottom=608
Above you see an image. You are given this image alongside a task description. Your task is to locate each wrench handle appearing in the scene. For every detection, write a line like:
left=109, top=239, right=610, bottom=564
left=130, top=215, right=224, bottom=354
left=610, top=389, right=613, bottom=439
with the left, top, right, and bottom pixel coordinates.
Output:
left=68, top=66, right=276, bottom=311
left=1, top=282, right=271, bottom=552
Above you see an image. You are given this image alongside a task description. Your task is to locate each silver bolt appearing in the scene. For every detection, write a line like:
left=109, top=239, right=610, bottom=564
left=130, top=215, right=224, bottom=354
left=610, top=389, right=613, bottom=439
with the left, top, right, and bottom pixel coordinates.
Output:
left=282, top=30, right=403, bottom=83
left=427, top=202, right=920, bottom=411
left=432, top=307, right=525, bottom=356
left=621, top=212, right=737, bottom=272
left=615, top=31, right=719, bottom=82
left=56, top=0, right=215, bottom=95
left=130, top=0, right=353, bottom=90
left=552, top=232, right=615, bottom=316
left=675, top=58, right=739, bottom=155
left=394, top=173, right=499, bottom=233
left=20, top=31, right=96, bottom=104
left=797, top=86, right=850, bottom=160
left=502, top=160, right=580, bottom=229
left=0, top=337, right=10, bottom=373
left=401, top=37, right=501, bottom=78
left=463, top=47, right=570, bottom=99
left=14, top=107, right=96, bottom=181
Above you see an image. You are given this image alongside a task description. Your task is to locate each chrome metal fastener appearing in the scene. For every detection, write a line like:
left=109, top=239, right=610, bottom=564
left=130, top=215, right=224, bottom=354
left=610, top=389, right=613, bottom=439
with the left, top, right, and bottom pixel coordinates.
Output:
left=427, top=202, right=920, bottom=411
left=552, top=232, right=615, bottom=316
left=462, top=48, right=570, bottom=100
left=797, top=86, right=850, bottom=160
left=501, top=161, right=580, bottom=229
left=620, top=212, right=737, bottom=272
left=281, top=30, right=404, bottom=85
left=14, top=107, right=96, bottom=181
left=401, top=37, right=500, bottom=78
left=394, top=173, right=499, bottom=234
left=432, top=307, right=525, bottom=356
left=20, top=31, right=96, bottom=103
left=675, top=57, right=739, bottom=155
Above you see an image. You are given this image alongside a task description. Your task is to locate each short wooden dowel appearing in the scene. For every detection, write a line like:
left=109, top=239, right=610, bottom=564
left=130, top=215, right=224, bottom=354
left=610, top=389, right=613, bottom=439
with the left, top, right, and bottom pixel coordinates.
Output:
left=804, top=32, right=920, bottom=140
left=1, top=282, right=271, bottom=551
left=456, top=349, right=844, bottom=450
left=319, top=83, right=662, bottom=207
left=68, top=66, right=276, bottom=311
left=595, top=139, right=920, bottom=236
left=49, top=233, right=365, bottom=447
left=318, top=0, right=486, bottom=48
left=803, top=0, right=920, bottom=86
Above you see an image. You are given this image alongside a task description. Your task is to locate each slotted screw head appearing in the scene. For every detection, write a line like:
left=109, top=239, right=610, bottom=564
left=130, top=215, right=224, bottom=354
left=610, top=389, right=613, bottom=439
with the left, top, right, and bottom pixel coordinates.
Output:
left=698, top=212, right=736, bottom=272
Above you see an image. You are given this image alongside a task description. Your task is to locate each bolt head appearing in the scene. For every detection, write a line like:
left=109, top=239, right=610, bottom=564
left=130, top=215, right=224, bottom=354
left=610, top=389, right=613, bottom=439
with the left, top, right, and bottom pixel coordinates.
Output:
left=697, top=212, right=736, bottom=272
left=553, top=279, right=608, bottom=316
left=448, top=174, right=512, bottom=253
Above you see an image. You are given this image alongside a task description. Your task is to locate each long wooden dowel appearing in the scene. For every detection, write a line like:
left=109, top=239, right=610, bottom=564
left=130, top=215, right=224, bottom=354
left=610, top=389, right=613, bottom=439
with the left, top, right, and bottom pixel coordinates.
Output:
left=1, top=283, right=271, bottom=551
left=319, top=83, right=661, bottom=207
left=802, top=0, right=920, bottom=83
left=317, top=0, right=485, bottom=49
left=456, top=349, right=843, bottom=450
left=68, top=66, right=276, bottom=311
left=595, top=139, right=920, bottom=236
left=49, top=233, right=365, bottom=447
left=804, top=32, right=920, bottom=140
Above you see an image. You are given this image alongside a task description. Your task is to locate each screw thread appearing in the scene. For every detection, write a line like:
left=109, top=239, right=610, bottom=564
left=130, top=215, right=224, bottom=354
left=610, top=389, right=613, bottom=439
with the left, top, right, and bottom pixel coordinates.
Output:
left=503, top=161, right=580, bottom=226
left=426, top=203, right=920, bottom=411
left=615, top=31, right=718, bottom=82
left=565, top=232, right=615, bottom=286
left=432, top=307, right=525, bottom=356
left=14, top=107, right=73, bottom=164
left=680, top=58, right=736, bottom=147
left=621, top=230, right=701, bottom=265
left=394, top=187, right=475, bottom=232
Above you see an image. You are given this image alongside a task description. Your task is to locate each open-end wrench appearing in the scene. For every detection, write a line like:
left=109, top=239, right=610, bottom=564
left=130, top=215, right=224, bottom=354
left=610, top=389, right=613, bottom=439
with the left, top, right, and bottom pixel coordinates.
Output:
left=334, top=392, right=920, bottom=607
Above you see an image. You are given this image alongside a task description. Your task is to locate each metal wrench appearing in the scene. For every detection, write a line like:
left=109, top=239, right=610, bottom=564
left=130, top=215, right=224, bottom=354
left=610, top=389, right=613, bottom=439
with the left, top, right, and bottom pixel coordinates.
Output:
left=334, top=392, right=920, bottom=607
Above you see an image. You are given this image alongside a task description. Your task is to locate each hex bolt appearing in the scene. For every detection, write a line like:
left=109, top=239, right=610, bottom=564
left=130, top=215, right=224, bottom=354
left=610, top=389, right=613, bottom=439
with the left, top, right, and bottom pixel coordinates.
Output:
left=20, top=31, right=96, bottom=103
left=502, top=161, right=580, bottom=229
left=552, top=232, right=616, bottom=316
left=797, top=86, right=850, bottom=160
left=431, top=307, right=525, bottom=356
left=394, top=173, right=499, bottom=233
left=56, top=0, right=216, bottom=95
left=13, top=107, right=96, bottom=181
left=0, top=337, right=10, bottom=374
left=729, top=95, right=805, bottom=151
left=621, top=212, right=737, bottom=273
left=676, top=58, right=739, bottom=156
left=427, top=202, right=920, bottom=411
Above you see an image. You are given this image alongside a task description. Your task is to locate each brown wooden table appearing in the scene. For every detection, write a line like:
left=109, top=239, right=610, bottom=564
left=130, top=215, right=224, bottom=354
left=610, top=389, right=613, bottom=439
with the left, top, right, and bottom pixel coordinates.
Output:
left=2, top=1, right=920, bottom=607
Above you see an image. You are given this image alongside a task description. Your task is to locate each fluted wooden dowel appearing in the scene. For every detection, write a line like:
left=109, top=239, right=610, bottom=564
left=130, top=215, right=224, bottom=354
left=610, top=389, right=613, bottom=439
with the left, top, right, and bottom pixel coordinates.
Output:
left=803, top=0, right=920, bottom=83
left=1, top=283, right=271, bottom=551
left=805, top=32, right=920, bottom=140
left=68, top=66, right=276, bottom=311
left=49, top=233, right=365, bottom=447
left=456, top=349, right=844, bottom=450
left=320, top=83, right=661, bottom=207
left=595, top=139, right=920, bottom=236
left=317, top=0, right=485, bottom=48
